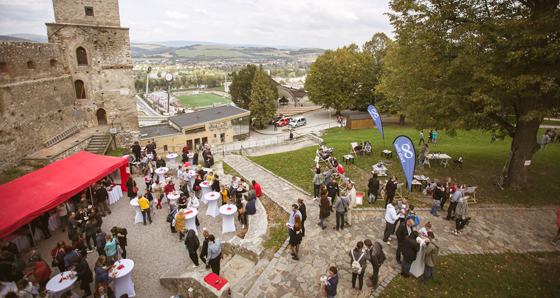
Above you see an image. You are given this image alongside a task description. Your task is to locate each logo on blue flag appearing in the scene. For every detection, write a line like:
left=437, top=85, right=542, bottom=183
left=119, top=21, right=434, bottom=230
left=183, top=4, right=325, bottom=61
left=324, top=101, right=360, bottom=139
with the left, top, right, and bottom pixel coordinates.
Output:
left=367, top=105, right=384, bottom=139
left=393, top=136, right=416, bottom=193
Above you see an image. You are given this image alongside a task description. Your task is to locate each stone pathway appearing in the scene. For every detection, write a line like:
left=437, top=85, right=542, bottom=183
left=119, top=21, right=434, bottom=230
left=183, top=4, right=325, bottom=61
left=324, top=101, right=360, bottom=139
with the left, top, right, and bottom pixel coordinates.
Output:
left=224, top=155, right=560, bottom=298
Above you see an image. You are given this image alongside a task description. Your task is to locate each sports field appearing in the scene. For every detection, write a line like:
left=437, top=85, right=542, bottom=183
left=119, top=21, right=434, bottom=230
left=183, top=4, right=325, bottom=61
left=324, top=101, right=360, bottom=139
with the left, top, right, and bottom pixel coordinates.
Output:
left=176, top=93, right=231, bottom=107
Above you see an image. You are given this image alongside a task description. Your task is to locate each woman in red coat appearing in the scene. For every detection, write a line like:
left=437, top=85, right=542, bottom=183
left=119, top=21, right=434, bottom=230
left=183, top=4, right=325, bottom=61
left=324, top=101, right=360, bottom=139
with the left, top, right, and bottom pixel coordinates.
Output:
left=252, top=180, right=262, bottom=197
left=164, top=180, right=175, bottom=206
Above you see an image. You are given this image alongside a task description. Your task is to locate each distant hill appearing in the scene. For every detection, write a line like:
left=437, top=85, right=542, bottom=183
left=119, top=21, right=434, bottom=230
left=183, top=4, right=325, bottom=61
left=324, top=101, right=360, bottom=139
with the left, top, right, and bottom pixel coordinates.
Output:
left=7, top=34, right=48, bottom=43
left=132, top=40, right=302, bottom=50
left=0, top=35, right=36, bottom=42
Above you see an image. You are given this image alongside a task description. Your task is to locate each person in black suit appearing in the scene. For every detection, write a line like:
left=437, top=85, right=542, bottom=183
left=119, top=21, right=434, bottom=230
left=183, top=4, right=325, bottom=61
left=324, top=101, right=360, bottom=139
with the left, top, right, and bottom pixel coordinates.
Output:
left=384, top=176, right=398, bottom=208
left=73, top=256, right=93, bottom=297
left=297, top=199, right=307, bottom=237
left=401, top=231, right=422, bottom=277
left=395, top=219, right=414, bottom=265
left=131, top=141, right=141, bottom=162
left=95, top=184, right=111, bottom=216
left=155, top=156, right=166, bottom=168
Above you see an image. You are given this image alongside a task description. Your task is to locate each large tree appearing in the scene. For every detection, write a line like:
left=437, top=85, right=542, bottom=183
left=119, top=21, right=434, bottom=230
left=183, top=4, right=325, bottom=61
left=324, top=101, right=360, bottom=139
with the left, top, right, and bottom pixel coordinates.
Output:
left=378, top=0, right=560, bottom=189
left=249, top=66, right=279, bottom=128
left=229, top=64, right=258, bottom=109
left=305, top=45, right=360, bottom=114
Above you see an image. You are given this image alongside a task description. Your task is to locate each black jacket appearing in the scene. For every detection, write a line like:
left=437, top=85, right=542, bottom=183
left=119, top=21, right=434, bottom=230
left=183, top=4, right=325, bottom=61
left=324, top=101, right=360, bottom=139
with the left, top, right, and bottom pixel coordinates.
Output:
left=96, top=187, right=109, bottom=201
left=200, top=238, right=209, bottom=257
left=368, top=178, right=380, bottom=196
left=156, top=159, right=166, bottom=168
left=402, top=237, right=420, bottom=262
left=433, top=187, right=445, bottom=201
left=184, top=230, right=200, bottom=252
left=75, top=259, right=93, bottom=284
left=132, top=144, right=141, bottom=155
left=396, top=222, right=411, bottom=244
left=211, top=179, right=220, bottom=192
left=298, top=203, right=307, bottom=222
left=370, top=241, right=386, bottom=267
left=386, top=181, right=397, bottom=197
left=327, top=182, right=339, bottom=200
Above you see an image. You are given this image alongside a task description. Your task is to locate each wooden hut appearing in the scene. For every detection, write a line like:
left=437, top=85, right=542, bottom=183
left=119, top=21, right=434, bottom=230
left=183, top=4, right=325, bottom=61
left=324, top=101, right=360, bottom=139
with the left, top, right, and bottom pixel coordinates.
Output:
left=346, top=114, right=374, bottom=130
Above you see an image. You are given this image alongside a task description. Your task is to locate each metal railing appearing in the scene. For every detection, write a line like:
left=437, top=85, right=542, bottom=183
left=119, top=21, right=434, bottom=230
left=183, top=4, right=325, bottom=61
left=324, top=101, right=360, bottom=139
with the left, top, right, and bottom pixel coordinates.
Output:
left=44, top=124, right=80, bottom=147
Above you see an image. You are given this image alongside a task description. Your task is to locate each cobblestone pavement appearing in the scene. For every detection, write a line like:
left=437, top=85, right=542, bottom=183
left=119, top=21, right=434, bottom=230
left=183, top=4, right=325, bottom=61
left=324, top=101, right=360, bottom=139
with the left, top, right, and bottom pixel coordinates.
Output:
left=33, top=164, right=242, bottom=298
left=224, top=155, right=560, bottom=298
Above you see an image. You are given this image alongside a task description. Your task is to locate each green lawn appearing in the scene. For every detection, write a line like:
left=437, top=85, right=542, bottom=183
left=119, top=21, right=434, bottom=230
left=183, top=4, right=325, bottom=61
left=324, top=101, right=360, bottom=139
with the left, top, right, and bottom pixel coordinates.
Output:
left=211, top=86, right=225, bottom=92
left=383, top=252, right=560, bottom=298
left=176, top=93, right=231, bottom=108
left=248, top=123, right=560, bottom=206
left=542, top=119, right=560, bottom=126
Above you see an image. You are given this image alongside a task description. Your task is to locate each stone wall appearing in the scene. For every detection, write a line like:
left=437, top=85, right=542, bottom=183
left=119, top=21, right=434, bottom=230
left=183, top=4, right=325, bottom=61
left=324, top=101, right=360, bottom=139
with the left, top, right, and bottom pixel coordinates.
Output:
left=52, top=0, right=121, bottom=26
left=21, top=137, right=92, bottom=168
left=160, top=271, right=229, bottom=298
left=0, top=41, right=78, bottom=172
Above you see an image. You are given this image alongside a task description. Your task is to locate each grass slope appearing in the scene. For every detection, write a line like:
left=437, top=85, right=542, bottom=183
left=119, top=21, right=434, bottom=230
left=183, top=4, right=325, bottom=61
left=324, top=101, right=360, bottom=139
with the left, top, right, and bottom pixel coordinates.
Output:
left=248, top=123, right=560, bottom=206
left=383, top=252, right=560, bottom=298
left=176, top=93, right=231, bottom=107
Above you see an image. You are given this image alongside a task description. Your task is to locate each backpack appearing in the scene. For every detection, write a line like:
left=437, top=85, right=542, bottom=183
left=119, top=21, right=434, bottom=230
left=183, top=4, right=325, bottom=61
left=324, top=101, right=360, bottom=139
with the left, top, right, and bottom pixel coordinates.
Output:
left=351, top=251, right=364, bottom=274
left=411, top=213, right=420, bottom=228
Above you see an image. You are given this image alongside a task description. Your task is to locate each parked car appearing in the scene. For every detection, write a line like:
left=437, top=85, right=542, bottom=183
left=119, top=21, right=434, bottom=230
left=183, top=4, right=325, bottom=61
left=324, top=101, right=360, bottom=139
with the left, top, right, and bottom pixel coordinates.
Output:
left=276, top=117, right=292, bottom=127
left=289, top=116, right=307, bottom=128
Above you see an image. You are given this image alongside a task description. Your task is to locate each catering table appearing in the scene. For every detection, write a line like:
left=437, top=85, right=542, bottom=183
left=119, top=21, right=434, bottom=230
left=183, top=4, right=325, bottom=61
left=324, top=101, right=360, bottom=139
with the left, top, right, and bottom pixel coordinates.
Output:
left=200, top=182, right=212, bottom=203
left=410, top=237, right=427, bottom=277
left=187, top=153, right=194, bottom=164
left=147, top=153, right=154, bottom=161
left=343, top=154, right=354, bottom=165
left=112, top=259, right=136, bottom=298
left=48, top=215, right=61, bottom=231
left=372, top=163, right=388, bottom=176
left=1, top=281, right=40, bottom=297
left=205, top=192, right=221, bottom=218
left=129, top=199, right=144, bottom=224
left=424, top=153, right=452, bottom=168
left=183, top=209, right=198, bottom=235
left=107, top=185, right=123, bottom=205
left=166, top=154, right=178, bottom=163
left=167, top=192, right=181, bottom=206
left=45, top=271, right=78, bottom=298
left=188, top=170, right=196, bottom=190
left=381, top=149, right=393, bottom=159
left=155, top=167, right=169, bottom=182
left=219, top=204, right=237, bottom=234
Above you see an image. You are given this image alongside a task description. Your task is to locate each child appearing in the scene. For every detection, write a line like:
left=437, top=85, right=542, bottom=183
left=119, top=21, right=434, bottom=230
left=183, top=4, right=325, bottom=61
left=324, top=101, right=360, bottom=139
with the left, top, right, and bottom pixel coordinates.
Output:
left=419, top=222, right=432, bottom=239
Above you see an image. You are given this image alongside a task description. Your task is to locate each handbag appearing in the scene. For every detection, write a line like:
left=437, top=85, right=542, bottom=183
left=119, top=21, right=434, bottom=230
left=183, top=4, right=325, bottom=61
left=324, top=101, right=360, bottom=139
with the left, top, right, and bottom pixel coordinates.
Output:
left=321, top=286, right=327, bottom=297
left=117, top=244, right=123, bottom=255
left=133, top=186, right=139, bottom=193
left=166, top=213, right=174, bottom=223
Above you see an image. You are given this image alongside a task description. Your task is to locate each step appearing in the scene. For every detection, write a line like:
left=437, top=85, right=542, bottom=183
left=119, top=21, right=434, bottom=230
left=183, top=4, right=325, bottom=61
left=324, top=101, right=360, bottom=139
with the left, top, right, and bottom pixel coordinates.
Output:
left=219, top=255, right=256, bottom=290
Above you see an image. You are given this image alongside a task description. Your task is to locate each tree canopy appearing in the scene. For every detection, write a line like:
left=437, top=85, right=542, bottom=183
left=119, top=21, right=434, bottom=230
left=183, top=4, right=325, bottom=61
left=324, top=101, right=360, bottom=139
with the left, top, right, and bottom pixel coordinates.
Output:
left=249, top=66, right=279, bottom=128
left=378, top=0, right=560, bottom=188
left=229, top=64, right=258, bottom=109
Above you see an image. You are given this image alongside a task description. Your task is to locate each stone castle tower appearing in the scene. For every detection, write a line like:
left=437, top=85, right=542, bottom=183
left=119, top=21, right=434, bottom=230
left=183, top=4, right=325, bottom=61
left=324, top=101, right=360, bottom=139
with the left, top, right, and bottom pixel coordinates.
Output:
left=0, top=0, right=138, bottom=172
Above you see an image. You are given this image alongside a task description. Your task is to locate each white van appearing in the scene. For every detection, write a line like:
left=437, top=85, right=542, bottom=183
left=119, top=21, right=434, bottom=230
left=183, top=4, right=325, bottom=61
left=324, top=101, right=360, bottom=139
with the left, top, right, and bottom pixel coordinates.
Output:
left=289, top=116, right=307, bottom=128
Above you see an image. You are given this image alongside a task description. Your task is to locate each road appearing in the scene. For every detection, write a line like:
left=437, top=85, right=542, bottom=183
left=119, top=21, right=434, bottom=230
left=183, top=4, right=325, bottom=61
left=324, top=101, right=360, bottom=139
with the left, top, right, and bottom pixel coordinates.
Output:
left=136, top=95, right=160, bottom=116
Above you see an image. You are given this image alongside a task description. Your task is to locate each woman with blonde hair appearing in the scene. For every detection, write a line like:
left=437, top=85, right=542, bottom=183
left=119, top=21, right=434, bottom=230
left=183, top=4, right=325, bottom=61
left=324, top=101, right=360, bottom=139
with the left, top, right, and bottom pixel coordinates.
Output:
left=175, top=209, right=186, bottom=241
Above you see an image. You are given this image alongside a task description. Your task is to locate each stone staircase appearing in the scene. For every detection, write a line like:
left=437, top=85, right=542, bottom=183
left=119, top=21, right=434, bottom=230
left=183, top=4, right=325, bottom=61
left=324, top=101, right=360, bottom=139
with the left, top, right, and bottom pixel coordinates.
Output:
left=85, top=134, right=112, bottom=155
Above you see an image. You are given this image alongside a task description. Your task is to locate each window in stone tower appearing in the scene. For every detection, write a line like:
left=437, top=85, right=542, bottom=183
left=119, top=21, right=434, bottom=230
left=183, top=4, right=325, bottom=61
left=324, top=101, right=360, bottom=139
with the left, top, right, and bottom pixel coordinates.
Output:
left=85, top=7, right=94, bottom=16
left=76, top=47, right=88, bottom=66
left=75, top=80, right=86, bottom=99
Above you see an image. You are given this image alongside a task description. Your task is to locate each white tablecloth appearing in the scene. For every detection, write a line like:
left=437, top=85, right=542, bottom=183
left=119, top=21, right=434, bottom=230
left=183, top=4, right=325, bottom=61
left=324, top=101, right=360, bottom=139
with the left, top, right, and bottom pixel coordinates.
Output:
left=46, top=271, right=78, bottom=298
left=200, top=182, right=212, bottom=203
left=129, top=199, right=144, bottom=224
left=112, top=259, right=136, bottom=298
left=205, top=192, right=221, bottom=218
left=1, top=282, right=39, bottom=297
left=410, top=238, right=427, bottom=277
left=424, top=154, right=452, bottom=168
left=166, top=154, right=178, bottom=163
left=220, top=204, right=237, bottom=234
left=48, top=215, right=61, bottom=231
left=7, top=234, right=30, bottom=252
left=183, top=209, right=198, bottom=235
left=187, top=154, right=194, bottom=164
left=155, top=167, right=169, bottom=183
left=107, top=185, right=123, bottom=205
left=188, top=170, right=196, bottom=190
left=167, top=192, right=180, bottom=206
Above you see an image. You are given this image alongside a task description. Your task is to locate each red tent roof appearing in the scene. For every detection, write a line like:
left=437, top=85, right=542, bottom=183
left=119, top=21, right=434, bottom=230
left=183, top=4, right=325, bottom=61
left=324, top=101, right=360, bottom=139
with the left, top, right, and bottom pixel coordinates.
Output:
left=0, top=151, right=128, bottom=239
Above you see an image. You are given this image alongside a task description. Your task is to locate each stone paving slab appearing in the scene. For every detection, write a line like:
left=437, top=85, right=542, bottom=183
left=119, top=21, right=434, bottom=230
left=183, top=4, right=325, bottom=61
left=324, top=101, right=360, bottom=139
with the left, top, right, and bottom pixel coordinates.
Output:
left=224, top=155, right=560, bottom=298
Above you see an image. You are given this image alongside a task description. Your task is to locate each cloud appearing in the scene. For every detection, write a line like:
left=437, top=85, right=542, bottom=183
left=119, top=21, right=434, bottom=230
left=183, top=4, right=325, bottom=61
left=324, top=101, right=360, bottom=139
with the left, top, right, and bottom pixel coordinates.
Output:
left=1, top=0, right=394, bottom=49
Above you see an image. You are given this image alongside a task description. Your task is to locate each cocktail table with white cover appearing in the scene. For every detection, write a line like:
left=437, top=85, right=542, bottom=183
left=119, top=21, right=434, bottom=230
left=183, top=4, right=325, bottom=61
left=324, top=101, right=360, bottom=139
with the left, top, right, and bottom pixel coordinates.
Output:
left=410, top=237, right=427, bottom=277
left=147, top=153, right=153, bottom=161
left=166, top=154, right=178, bottom=163
left=46, top=271, right=78, bottom=298
left=48, top=214, right=61, bottom=231
left=154, top=167, right=169, bottom=182
left=187, top=153, right=194, bottom=164
left=167, top=192, right=181, bottom=206
left=129, top=199, right=144, bottom=224
left=205, top=192, right=221, bottom=218
left=424, top=153, right=452, bottom=168
left=112, top=259, right=136, bottom=298
left=200, top=181, right=212, bottom=203
left=183, top=209, right=198, bottom=235
left=219, top=204, right=237, bottom=234
left=188, top=170, right=196, bottom=190
left=107, top=185, right=123, bottom=205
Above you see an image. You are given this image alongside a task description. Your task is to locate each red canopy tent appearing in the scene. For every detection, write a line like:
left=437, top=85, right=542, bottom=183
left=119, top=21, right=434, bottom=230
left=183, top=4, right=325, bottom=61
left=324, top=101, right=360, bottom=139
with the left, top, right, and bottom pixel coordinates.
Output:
left=0, top=151, right=130, bottom=239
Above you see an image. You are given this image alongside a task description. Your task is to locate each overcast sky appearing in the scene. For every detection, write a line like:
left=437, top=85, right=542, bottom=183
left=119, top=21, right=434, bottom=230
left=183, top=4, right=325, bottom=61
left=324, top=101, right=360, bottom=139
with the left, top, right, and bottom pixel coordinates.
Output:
left=0, top=0, right=394, bottom=49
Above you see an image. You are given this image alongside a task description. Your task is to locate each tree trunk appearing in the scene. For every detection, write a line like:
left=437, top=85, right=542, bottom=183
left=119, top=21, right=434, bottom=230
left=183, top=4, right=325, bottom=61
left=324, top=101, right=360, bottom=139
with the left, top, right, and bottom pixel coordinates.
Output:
left=399, top=114, right=405, bottom=125
left=503, top=120, right=541, bottom=189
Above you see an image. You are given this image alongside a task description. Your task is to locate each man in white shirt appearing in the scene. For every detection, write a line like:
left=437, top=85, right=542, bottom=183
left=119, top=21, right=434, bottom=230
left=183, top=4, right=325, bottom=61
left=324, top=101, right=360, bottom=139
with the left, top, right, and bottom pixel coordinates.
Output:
left=383, top=200, right=399, bottom=244
left=345, top=181, right=357, bottom=227
left=419, top=131, right=425, bottom=145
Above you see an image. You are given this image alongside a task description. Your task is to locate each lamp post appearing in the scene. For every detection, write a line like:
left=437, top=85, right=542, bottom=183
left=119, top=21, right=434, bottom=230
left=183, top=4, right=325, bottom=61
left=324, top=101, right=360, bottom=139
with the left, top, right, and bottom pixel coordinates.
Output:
left=145, top=66, right=151, bottom=101
left=164, top=72, right=174, bottom=114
